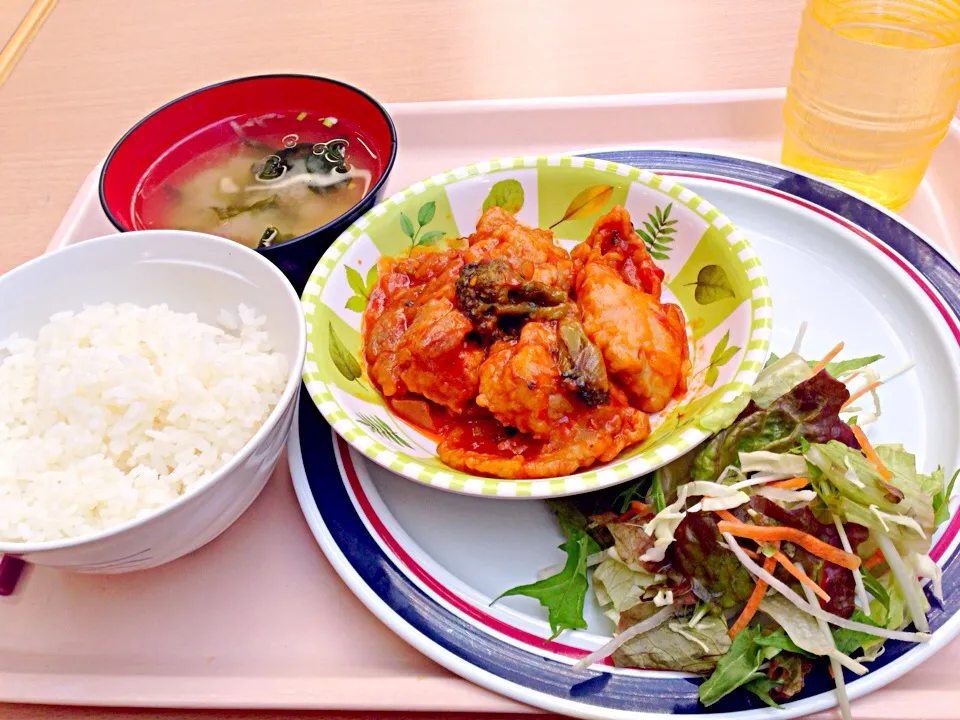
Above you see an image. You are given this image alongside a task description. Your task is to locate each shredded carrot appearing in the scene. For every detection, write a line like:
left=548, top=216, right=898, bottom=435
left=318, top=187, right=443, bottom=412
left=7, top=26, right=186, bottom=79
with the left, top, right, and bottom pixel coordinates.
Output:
left=714, top=509, right=740, bottom=524
left=616, top=500, right=651, bottom=522
left=773, top=550, right=831, bottom=602
left=716, top=510, right=832, bottom=601
left=864, top=548, right=885, bottom=570
left=771, top=477, right=809, bottom=490
left=842, top=380, right=882, bottom=409
left=717, top=521, right=862, bottom=570
left=851, top=425, right=892, bottom=480
left=730, top=549, right=779, bottom=637
left=811, top=341, right=845, bottom=375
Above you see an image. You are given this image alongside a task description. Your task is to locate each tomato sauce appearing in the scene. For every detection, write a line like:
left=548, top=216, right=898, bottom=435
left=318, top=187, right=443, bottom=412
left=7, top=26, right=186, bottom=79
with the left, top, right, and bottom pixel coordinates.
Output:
left=385, top=396, right=550, bottom=459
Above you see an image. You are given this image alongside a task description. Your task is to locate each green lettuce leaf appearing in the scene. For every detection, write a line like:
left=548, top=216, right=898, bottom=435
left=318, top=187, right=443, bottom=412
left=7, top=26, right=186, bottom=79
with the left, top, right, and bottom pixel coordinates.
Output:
left=932, top=468, right=959, bottom=527
left=546, top=498, right=613, bottom=549
left=592, top=556, right=659, bottom=614
left=650, top=474, right=666, bottom=512
left=647, top=448, right=699, bottom=505
left=751, top=352, right=814, bottom=408
left=832, top=609, right=884, bottom=656
left=745, top=676, right=784, bottom=708
left=613, top=609, right=731, bottom=674
left=764, top=353, right=884, bottom=378
left=758, top=594, right=842, bottom=659
left=866, top=571, right=906, bottom=634
left=806, top=441, right=935, bottom=554
left=495, top=516, right=599, bottom=638
left=754, top=628, right=816, bottom=659
left=614, top=478, right=649, bottom=513
left=861, top=570, right=890, bottom=613
left=693, top=371, right=856, bottom=481
left=816, top=354, right=884, bottom=377
left=699, top=625, right=779, bottom=706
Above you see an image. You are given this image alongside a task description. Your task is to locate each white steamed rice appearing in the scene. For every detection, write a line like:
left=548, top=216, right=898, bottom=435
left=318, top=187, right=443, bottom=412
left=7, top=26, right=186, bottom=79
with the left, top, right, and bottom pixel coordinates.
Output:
left=0, top=302, right=289, bottom=543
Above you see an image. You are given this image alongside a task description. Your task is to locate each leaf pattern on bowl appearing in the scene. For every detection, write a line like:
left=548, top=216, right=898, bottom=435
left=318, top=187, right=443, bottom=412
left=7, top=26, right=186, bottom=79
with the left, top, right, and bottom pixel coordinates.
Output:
left=634, top=203, right=678, bottom=261
left=692, top=264, right=736, bottom=305
left=344, top=265, right=378, bottom=313
left=401, top=200, right=447, bottom=253
left=356, top=413, right=413, bottom=449
left=549, top=184, right=614, bottom=229
left=328, top=323, right=364, bottom=384
left=482, top=179, right=525, bottom=215
left=704, top=330, right=742, bottom=387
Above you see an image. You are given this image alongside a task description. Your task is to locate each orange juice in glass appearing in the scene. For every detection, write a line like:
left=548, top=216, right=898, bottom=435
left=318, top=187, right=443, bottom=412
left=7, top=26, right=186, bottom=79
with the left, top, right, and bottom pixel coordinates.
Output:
left=782, top=0, right=960, bottom=210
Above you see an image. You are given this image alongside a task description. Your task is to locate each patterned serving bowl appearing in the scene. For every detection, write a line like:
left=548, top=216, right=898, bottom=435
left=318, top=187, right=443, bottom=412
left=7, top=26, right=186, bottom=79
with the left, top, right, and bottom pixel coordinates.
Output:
left=300, top=155, right=771, bottom=498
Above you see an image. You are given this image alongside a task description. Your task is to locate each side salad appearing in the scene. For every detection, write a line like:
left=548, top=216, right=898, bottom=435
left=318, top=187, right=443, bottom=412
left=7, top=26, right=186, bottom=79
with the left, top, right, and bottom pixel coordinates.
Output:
left=496, top=335, right=956, bottom=718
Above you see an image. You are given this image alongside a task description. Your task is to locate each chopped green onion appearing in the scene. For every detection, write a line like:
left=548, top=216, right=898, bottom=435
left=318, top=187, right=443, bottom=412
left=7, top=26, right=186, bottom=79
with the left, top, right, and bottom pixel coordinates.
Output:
left=297, top=111, right=308, bottom=121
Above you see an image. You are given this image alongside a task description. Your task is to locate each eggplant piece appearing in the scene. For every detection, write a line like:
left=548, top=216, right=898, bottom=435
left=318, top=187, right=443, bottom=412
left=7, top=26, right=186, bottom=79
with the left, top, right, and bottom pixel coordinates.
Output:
left=556, top=315, right=610, bottom=406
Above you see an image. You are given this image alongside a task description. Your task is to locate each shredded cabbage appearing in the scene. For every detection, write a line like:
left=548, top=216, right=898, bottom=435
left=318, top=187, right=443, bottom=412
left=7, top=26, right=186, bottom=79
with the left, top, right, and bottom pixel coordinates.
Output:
left=739, top=450, right=808, bottom=476
left=668, top=620, right=711, bottom=653
left=843, top=457, right=866, bottom=489
left=792, top=321, right=808, bottom=354
left=689, top=494, right=751, bottom=513
left=912, top=552, right=943, bottom=602
left=751, top=351, right=814, bottom=408
left=729, top=473, right=793, bottom=490
left=800, top=584, right=853, bottom=720
left=869, top=505, right=927, bottom=539
left=639, top=487, right=689, bottom=563
left=834, top=517, right=870, bottom=617
left=642, top=481, right=754, bottom=561
left=653, top=589, right=674, bottom=607
left=754, top=486, right=817, bottom=504
left=805, top=441, right=935, bottom=554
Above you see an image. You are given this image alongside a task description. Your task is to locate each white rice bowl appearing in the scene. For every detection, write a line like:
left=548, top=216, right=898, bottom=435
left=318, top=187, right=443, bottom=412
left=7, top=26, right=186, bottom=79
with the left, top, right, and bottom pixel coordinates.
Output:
left=0, top=301, right=288, bottom=543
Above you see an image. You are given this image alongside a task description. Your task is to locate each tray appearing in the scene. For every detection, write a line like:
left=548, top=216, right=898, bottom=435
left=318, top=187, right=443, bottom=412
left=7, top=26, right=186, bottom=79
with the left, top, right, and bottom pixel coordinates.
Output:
left=5, top=87, right=960, bottom=718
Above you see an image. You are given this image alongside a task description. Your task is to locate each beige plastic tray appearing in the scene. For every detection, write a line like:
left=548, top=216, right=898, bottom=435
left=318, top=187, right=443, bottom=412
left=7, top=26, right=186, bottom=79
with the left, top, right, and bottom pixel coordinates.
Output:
left=5, top=87, right=960, bottom=718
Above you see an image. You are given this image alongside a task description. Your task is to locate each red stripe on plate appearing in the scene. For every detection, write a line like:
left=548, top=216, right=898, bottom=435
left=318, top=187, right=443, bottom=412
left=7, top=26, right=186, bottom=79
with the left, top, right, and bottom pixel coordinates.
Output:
left=338, top=436, right=604, bottom=661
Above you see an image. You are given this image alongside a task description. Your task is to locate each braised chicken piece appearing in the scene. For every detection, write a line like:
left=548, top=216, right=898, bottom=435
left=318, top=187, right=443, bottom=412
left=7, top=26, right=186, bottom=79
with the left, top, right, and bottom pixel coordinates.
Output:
left=574, top=208, right=691, bottom=413
left=360, top=205, right=689, bottom=478
left=464, top=207, right=575, bottom=292
left=438, top=322, right=649, bottom=478
left=571, top=205, right=665, bottom=298
left=390, top=298, right=486, bottom=412
left=364, top=250, right=482, bottom=412
left=578, top=263, right=689, bottom=413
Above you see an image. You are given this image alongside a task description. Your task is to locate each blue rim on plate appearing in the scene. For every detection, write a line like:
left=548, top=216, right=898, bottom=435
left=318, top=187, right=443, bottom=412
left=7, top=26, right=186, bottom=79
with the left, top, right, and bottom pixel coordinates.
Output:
left=290, top=150, right=960, bottom=718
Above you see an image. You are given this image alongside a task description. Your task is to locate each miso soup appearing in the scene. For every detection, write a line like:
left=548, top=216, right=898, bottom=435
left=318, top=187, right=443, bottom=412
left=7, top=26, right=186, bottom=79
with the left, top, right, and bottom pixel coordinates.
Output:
left=136, top=114, right=379, bottom=249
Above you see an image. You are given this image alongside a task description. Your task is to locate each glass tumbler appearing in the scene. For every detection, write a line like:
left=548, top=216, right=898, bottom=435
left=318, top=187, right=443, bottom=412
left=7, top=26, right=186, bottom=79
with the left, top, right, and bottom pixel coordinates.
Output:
left=782, top=0, right=960, bottom=210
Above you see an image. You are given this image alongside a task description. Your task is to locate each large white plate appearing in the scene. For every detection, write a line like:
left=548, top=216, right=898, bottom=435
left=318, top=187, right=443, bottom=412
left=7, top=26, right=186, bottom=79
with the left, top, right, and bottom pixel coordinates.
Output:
left=290, top=150, right=960, bottom=719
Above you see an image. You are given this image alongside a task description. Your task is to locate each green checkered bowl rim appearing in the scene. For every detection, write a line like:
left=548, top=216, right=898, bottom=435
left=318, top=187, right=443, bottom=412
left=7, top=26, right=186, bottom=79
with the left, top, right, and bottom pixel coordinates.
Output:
left=300, top=154, right=772, bottom=498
